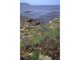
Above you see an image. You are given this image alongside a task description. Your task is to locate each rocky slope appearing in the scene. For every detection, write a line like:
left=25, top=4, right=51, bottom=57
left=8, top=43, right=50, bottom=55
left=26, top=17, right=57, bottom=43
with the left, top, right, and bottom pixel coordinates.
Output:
left=20, top=17, right=60, bottom=60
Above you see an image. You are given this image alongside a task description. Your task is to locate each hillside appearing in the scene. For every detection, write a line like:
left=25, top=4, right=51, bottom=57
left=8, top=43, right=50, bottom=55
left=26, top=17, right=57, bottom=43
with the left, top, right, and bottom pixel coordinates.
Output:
left=20, top=17, right=60, bottom=60
left=20, top=3, right=30, bottom=6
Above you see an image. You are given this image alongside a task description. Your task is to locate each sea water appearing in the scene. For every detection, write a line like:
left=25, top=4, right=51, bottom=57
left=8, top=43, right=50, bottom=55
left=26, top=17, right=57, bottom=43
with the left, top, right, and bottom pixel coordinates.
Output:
left=20, top=4, right=60, bottom=22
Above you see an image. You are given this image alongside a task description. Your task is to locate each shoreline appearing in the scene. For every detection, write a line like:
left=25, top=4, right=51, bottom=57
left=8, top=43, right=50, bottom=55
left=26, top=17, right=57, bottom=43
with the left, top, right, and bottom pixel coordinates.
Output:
left=20, top=16, right=59, bottom=23
left=20, top=16, right=59, bottom=29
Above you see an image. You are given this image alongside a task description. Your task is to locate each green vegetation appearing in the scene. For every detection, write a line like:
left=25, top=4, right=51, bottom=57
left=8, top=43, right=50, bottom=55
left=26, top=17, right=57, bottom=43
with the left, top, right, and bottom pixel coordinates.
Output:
left=20, top=18, right=60, bottom=60
left=32, top=49, right=40, bottom=60
left=20, top=40, right=25, bottom=49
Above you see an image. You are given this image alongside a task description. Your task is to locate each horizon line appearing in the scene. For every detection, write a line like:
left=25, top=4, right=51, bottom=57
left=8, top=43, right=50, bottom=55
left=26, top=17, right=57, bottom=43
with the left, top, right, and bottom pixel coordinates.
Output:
left=20, top=2, right=60, bottom=5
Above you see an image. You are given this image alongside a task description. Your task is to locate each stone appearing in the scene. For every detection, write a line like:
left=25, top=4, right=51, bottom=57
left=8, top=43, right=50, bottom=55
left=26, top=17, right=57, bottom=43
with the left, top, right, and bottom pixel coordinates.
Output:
left=39, top=54, right=52, bottom=60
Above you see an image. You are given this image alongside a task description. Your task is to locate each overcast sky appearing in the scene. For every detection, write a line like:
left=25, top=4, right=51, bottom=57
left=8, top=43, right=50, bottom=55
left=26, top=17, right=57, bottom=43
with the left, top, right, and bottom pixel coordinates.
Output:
left=20, top=0, right=60, bottom=5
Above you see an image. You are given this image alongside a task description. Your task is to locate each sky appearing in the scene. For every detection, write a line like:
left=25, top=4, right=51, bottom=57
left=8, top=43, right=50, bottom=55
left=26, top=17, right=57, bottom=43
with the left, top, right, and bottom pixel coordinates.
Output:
left=20, top=0, right=60, bottom=5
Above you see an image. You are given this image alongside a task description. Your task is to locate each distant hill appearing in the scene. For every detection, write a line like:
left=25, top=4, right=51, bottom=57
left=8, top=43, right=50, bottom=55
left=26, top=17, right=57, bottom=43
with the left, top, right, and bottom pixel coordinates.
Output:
left=20, top=3, right=30, bottom=6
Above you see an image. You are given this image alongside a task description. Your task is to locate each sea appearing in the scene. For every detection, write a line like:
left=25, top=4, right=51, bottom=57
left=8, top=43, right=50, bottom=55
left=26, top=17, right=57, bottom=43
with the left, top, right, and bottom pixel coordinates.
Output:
left=20, top=3, right=60, bottom=22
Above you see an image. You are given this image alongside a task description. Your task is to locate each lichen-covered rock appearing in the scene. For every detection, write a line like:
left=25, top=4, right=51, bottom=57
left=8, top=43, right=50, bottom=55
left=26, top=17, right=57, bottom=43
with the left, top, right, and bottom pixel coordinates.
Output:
left=39, top=54, right=52, bottom=60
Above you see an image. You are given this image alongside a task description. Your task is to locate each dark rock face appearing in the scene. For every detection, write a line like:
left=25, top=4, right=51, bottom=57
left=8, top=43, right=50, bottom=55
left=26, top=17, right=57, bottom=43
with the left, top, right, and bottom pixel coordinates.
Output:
left=27, top=19, right=33, bottom=22
left=20, top=16, right=41, bottom=28
left=29, top=20, right=41, bottom=26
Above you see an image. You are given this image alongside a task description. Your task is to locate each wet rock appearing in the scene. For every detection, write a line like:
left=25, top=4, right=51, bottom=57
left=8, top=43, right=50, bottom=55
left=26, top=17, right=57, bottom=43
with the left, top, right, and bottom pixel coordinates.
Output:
left=30, top=20, right=40, bottom=26
left=27, top=19, right=33, bottom=22
left=20, top=16, right=41, bottom=28
left=35, top=20, right=40, bottom=25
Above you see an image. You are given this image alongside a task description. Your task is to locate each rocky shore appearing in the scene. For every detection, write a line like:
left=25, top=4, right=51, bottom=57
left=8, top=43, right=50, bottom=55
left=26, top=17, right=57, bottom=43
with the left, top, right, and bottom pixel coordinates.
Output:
left=20, top=16, right=60, bottom=60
